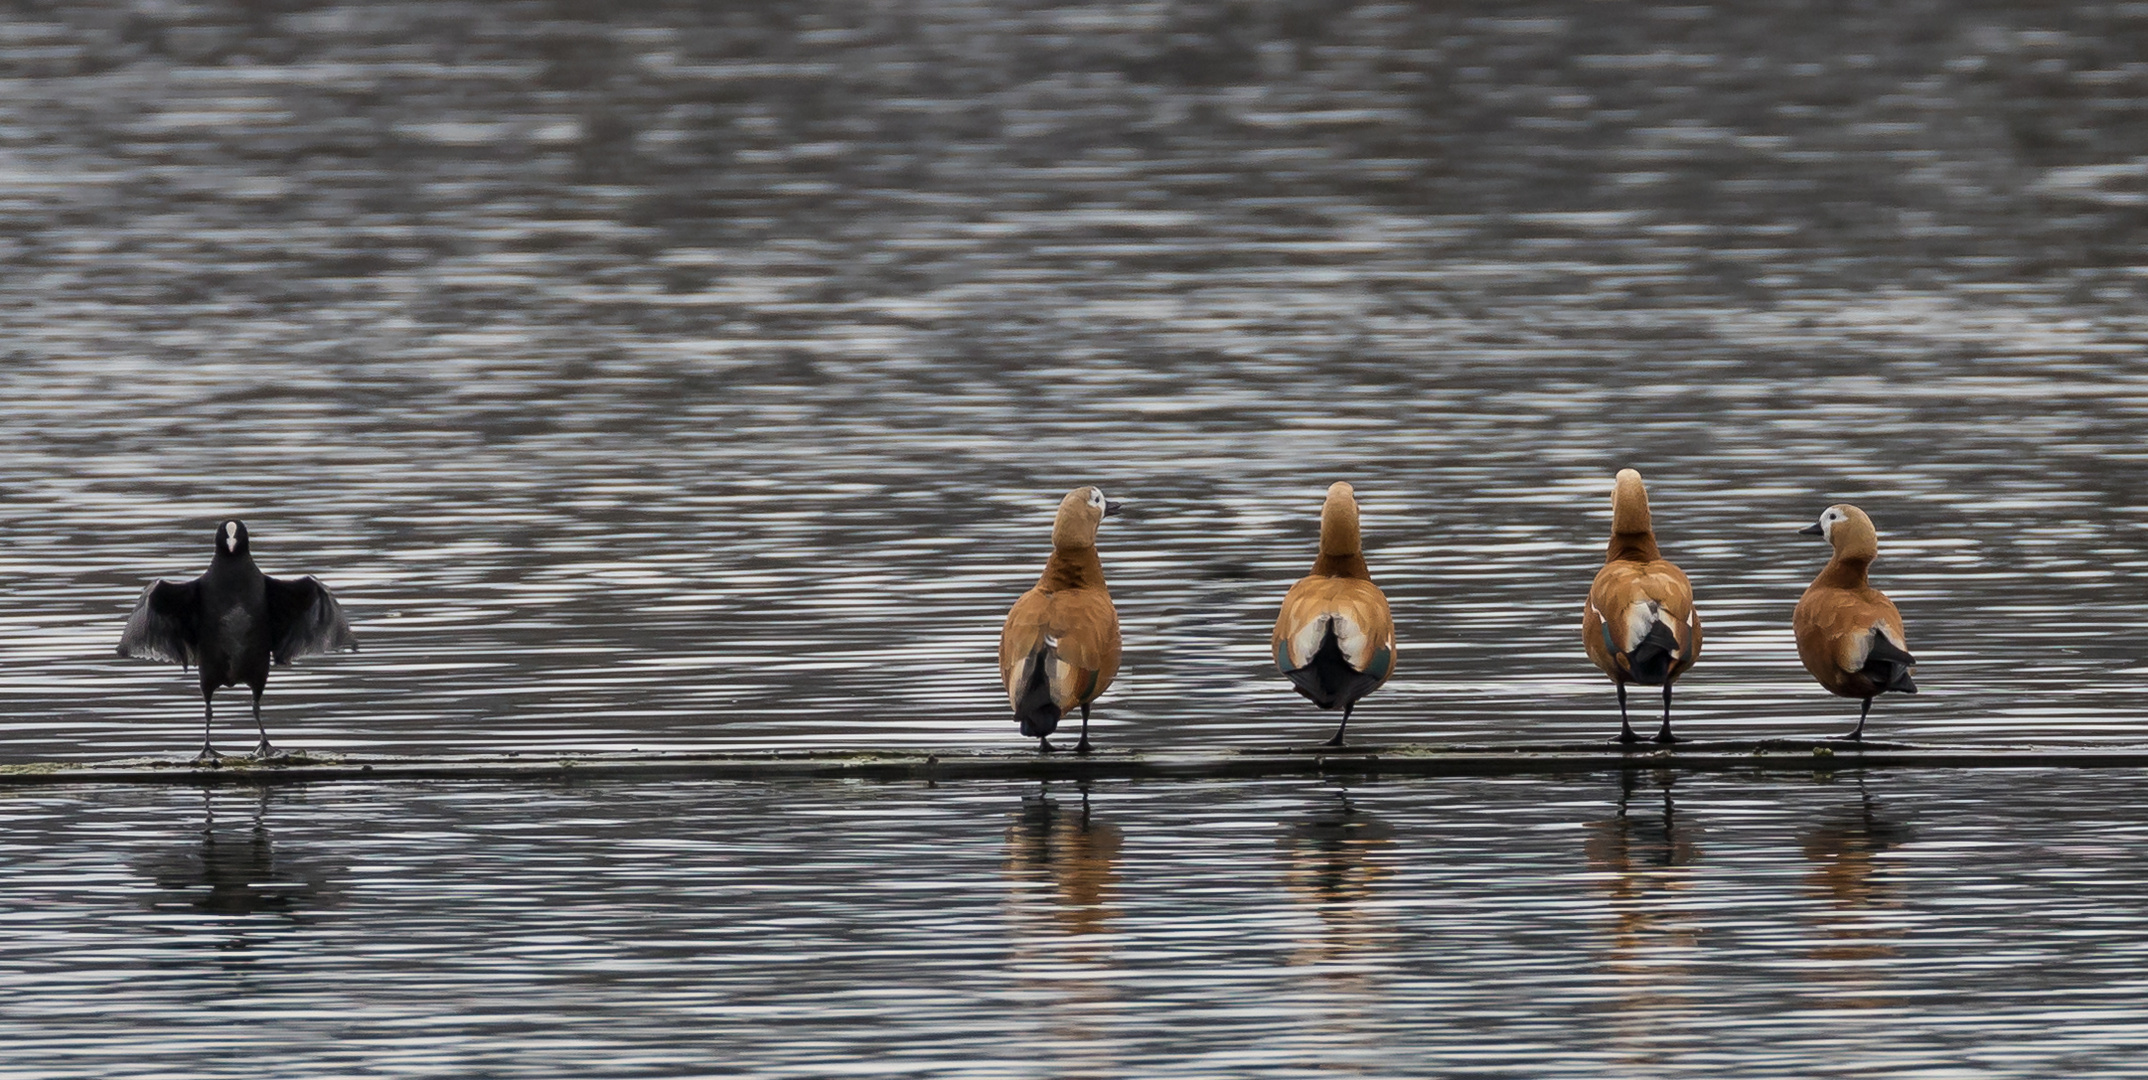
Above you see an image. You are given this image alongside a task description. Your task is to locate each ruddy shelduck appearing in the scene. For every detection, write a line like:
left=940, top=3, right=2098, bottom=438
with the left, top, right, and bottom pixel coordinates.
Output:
left=1273, top=482, right=1396, bottom=747
left=1000, top=486, right=1122, bottom=754
left=1795, top=504, right=1916, bottom=740
left=1581, top=469, right=1702, bottom=743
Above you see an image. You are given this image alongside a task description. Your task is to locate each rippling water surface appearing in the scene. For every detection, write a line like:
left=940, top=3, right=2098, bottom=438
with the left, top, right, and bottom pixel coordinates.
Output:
left=1, top=771, right=2146, bottom=1077
left=1, top=1, right=2145, bottom=759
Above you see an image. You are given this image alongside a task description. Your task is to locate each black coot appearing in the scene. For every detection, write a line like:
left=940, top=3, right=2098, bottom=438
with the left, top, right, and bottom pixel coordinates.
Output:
left=118, top=521, right=357, bottom=762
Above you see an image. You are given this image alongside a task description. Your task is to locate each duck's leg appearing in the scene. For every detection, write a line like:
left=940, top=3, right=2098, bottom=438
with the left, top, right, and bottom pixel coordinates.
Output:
left=1652, top=683, right=1678, bottom=743
left=1074, top=703, right=1093, bottom=756
left=1323, top=703, right=1352, bottom=748
left=194, top=687, right=221, bottom=765
left=249, top=686, right=285, bottom=760
left=1846, top=698, right=1872, bottom=741
left=1614, top=684, right=1640, bottom=744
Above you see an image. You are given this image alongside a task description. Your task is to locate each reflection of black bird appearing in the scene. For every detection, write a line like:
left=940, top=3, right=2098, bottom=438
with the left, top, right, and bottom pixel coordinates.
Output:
left=118, top=520, right=356, bottom=762
left=137, top=793, right=331, bottom=918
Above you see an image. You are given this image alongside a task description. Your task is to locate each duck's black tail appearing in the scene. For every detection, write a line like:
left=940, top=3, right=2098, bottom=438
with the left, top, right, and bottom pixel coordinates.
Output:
left=1862, top=631, right=1918, bottom=694
left=1284, top=625, right=1382, bottom=712
left=1014, top=645, right=1061, bottom=737
left=1625, top=621, right=1681, bottom=686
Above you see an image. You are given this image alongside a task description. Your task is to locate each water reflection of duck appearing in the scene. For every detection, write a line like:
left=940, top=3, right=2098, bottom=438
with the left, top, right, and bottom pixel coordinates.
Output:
left=1281, top=790, right=1395, bottom=914
left=1280, top=785, right=1400, bottom=1030
left=1801, top=780, right=1913, bottom=972
left=136, top=790, right=333, bottom=920
left=1586, top=771, right=1700, bottom=883
left=1004, top=783, right=1122, bottom=935
left=1585, top=772, right=1700, bottom=956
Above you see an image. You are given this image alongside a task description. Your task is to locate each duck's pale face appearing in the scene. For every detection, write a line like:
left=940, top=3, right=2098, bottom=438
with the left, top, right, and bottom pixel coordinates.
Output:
left=1814, top=505, right=1847, bottom=542
left=1053, top=486, right=1121, bottom=547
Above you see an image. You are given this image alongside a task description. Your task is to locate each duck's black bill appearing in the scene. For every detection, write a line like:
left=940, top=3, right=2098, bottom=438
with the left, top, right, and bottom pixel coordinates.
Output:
left=1798, top=522, right=1824, bottom=536
left=1104, top=500, right=1123, bottom=517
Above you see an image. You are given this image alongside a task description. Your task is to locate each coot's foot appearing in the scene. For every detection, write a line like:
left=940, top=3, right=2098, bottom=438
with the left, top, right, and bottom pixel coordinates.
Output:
left=1037, top=738, right=1055, bottom=754
left=192, top=747, right=223, bottom=766
left=251, top=742, right=290, bottom=761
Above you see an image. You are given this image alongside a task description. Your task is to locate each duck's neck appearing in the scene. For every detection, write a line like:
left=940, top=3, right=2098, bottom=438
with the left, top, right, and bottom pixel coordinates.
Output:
left=1040, top=545, right=1105, bottom=591
left=1605, top=531, right=1661, bottom=564
left=1815, top=554, right=1871, bottom=590
left=1311, top=552, right=1370, bottom=580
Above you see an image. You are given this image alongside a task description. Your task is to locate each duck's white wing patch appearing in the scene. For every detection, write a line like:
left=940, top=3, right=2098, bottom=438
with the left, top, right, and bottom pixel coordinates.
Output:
left=1331, top=612, right=1371, bottom=669
left=1286, top=610, right=1371, bottom=671
left=1619, top=600, right=1658, bottom=655
left=1287, top=615, right=1329, bottom=670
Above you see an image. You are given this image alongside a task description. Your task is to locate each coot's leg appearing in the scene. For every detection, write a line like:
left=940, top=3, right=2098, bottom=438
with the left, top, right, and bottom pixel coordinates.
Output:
left=194, top=686, right=221, bottom=765
left=249, top=685, right=284, bottom=760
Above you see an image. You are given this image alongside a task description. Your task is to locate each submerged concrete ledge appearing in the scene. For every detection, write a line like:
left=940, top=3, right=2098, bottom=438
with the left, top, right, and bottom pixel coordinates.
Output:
left=4, top=739, right=2148, bottom=786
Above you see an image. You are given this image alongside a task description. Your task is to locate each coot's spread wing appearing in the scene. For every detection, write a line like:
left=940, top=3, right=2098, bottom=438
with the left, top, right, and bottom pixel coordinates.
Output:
left=117, top=580, right=201, bottom=666
left=264, top=575, right=357, bottom=664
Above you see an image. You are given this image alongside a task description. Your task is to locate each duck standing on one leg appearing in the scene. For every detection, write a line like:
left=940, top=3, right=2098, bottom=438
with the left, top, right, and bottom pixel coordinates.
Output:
left=1794, top=504, right=1917, bottom=741
left=1582, top=469, right=1702, bottom=744
left=999, top=487, right=1122, bottom=755
left=1273, top=482, right=1395, bottom=748
left=117, top=520, right=357, bottom=763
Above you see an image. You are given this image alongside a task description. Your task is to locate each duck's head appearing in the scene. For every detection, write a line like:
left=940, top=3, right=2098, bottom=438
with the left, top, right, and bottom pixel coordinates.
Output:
left=215, top=519, right=251, bottom=558
left=1052, top=486, right=1121, bottom=548
left=1611, top=468, right=1652, bottom=536
left=1319, top=481, right=1361, bottom=557
left=1800, top=503, right=1879, bottom=560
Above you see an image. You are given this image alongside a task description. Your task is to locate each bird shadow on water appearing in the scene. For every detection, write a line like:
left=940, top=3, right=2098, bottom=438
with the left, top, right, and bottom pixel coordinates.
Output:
left=133, top=788, right=340, bottom=944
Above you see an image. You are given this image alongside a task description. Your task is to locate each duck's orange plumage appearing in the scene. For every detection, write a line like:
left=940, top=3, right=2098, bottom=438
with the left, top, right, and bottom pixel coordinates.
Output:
left=1794, top=503, right=1916, bottom=740
left=999, top=486, right=1122, bottom=754
left=1580, top=469, right=1701, bottom=743
left=1273, top=482, right=1395, bottom=747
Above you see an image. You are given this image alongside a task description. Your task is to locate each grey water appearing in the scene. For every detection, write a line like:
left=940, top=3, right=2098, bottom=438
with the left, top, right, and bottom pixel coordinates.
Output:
left=5, top=770, right=2148, bottom=1077
left=3, top=2, right=2148, bottom=1073
left=1, top=1, right=2146, bottom=759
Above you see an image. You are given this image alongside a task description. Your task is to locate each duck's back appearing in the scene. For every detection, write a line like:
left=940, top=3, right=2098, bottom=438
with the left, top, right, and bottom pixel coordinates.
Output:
left=1794, top=582, right=1906, bottom=693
